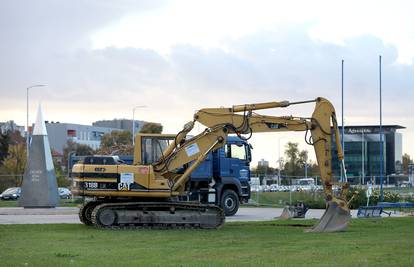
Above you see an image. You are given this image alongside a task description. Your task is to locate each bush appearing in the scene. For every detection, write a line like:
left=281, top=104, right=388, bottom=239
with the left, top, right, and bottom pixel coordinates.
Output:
left=346, top=187, right=367, bottom=209
left=346, top=187, right=408, bottom=209
left=305, top=199, right=326, bottom=209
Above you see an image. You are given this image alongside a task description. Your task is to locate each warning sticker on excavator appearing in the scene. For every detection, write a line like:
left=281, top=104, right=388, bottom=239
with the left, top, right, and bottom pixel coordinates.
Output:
left=118, top=173, right=134, bottom=191
left=185, top=143, right=200, bottom=157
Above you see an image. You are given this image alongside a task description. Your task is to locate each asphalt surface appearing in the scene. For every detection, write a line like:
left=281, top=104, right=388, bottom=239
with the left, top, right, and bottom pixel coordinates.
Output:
left=0, top=206, right=399, bottom=225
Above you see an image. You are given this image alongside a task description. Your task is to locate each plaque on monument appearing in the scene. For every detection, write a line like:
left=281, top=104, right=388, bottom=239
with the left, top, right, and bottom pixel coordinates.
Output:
left=19, top=105, right=59, bottom=208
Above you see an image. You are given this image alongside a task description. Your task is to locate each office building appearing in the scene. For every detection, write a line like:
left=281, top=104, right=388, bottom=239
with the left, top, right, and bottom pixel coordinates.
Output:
left=45, top=122, right=118, bottom=154
left=331, top=125, right=404, bottom=182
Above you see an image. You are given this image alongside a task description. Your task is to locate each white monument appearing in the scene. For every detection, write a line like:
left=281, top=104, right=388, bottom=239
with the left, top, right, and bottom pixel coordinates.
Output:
left=19, top=105, right=59, bottom=208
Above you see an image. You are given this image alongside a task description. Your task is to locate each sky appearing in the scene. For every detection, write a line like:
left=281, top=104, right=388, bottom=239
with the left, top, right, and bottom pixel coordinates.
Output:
left=1, top=0, right=413, bottom=166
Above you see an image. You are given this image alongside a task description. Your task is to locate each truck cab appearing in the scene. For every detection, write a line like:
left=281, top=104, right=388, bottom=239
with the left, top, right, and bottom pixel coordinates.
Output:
left=189, top=136, right=251, bottom=215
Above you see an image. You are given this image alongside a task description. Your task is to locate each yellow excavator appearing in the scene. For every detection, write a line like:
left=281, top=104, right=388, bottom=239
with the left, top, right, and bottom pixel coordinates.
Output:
left=72, top=97, right=351, bottom=232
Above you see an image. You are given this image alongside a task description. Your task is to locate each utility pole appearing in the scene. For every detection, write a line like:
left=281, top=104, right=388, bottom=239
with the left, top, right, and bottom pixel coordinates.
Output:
left=362, top=131, right=365, bottom=185
left=379, top=55, right=384, bottom=202
left=278, top=137, right=286, bottom=185
left=341, top=59, right=346, bottom=182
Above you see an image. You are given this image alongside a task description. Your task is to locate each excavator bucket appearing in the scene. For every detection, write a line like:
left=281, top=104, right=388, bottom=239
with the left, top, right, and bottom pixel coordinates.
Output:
left=307, top=201, right=351, bottom=233
left=278, top=206, right=294, bottom=219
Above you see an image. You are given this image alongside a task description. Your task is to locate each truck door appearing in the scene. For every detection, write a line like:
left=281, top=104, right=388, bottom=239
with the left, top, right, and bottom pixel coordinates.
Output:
left=222, top=141, right=250, bottom=181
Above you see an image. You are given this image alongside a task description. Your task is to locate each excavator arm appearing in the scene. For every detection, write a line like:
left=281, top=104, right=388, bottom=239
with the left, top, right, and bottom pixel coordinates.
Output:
left=154, top=97, right=351, bottom=232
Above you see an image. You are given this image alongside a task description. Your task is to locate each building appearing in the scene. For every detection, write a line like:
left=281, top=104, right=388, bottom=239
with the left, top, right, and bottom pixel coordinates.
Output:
left=0, top=120, right=25, bottom=136
left=258, top=159, right=269, bottom=168
left=92, top=119, right=145, bottom=134
left=331, top=125, right=404, bottom=182
left=409, top=164, right=414, bottom=186
left=45, top=122, right=118, bottom=154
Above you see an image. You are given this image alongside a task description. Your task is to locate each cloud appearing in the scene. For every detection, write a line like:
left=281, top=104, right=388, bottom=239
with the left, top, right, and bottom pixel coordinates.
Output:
left=0, top=1, right=413, bottom=164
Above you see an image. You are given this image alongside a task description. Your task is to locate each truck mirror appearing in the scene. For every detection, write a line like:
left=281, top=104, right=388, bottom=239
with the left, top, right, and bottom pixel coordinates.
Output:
left=249, top=144, right=253, bottom=150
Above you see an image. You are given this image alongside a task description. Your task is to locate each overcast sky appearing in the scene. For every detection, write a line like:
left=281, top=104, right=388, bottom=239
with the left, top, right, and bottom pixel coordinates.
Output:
left=1, top=0, right=413, bottom=166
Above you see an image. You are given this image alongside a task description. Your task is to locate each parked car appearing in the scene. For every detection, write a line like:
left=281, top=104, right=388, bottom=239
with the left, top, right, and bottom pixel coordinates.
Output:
left=0, top=187, right=21, bottom=200
left=58, top=187, right=72, bottom=199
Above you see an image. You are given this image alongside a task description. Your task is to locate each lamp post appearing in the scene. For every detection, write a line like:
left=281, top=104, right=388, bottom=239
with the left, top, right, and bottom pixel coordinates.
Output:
left=132, top=105, right=147, bottom=145
left=277, top=137, right=286, bottom=186
left=361, top=131, right=365, bottom=185
left=341, top=59, right=346, bottom=183
left=26, top=84, right=46, bottom=159
left=379, top=55, right=384, bottom=201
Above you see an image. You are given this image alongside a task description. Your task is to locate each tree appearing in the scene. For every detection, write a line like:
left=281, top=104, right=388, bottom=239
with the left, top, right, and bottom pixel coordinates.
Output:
left=62, top=140, right=95, bottom=171
left=283, top=142, right=313, bottom=179
left=298, top=150, right=308, bottom=169
left=283, top=142, right=299, bottom=177
left=251, top=165, right=276, bottom=184
left=0, top=132, right=11, bottom=164
left=139, top=122, right=163, bottom=134
left=0, top=130, right=26, bottom=166
left=8, top=130, right=25, bottom=145
left=97, top=130, right=133, bottom=155
left=1, top=143, right=26, bottom=186
left=402, top=153, right=413, bottom=174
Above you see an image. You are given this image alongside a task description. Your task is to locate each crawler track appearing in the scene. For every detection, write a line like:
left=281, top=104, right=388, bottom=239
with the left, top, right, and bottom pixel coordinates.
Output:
left=79, top=201, right=102, bottom=226
left=89, top=202, right=225, bottom=230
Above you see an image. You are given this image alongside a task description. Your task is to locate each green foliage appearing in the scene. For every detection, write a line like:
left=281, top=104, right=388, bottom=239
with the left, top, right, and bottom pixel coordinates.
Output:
left=250, top=191, right=326, bottom=208
left=282, top=142, right=318, bottom=181
left=347, top=187, right=414, bottom=209
left=139, top=122, right=163, bottom=134
left=0, top=143, right=26, bottom=190
left=0, top=132, right=11, bottom=164
left=402, top=153, right=413, bottom=174
left=251, top=165, right=276, bottom=184
left=1, top=143, right=26, bottom=175
left=57, top=176, right=71, bottom=187
left=284, top=142, right=299, bottom=176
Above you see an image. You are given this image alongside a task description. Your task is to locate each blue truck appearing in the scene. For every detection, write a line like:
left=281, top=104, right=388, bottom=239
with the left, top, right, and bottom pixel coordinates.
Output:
left=69, top=136, right=251, bottom=216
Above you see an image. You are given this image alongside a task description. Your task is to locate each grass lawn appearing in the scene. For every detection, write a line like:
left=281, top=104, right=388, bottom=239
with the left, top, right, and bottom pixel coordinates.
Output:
left=249, top=191, right=325, bottom=207
left=0, top=199, right=79, bottom=207
left=0, top=217, right=413, bottom=267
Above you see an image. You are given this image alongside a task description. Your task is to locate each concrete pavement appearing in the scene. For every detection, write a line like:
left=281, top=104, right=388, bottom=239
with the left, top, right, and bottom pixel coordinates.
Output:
left=0, top=206, right=401, bottom=225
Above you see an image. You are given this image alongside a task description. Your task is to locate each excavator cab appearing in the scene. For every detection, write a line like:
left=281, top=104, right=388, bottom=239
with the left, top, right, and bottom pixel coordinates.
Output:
left=133, top=134, right=176, bottom=165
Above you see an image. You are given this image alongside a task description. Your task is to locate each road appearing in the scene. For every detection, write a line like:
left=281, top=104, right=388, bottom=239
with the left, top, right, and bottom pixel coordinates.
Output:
left=0, top=206, right=389, bottom=225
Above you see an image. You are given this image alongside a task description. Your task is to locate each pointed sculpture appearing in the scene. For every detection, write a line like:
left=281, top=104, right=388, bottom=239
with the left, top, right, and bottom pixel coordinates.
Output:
left=19, top=105, right=59, bottom=208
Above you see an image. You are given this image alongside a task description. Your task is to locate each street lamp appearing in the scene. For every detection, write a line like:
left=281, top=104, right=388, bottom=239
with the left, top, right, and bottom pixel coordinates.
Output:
left=277, top=137, right=286, bottom=186
left=132, top=105, right=147, bottom=145
left=341, top=59, right=346, bottom=183
left=26, top=84, right=46, bottom=159
left=361, top=131, right=365, bottom=185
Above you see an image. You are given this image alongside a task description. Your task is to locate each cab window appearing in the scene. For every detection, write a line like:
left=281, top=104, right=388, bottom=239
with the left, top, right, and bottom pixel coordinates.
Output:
left=142, top=137, right=173, bottom=164
left=225, top=144, right=247, bottom=160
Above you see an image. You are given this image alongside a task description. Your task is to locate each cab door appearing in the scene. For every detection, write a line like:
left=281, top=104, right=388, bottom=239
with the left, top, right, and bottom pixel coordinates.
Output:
left=220, top=141, right=250, bottom=181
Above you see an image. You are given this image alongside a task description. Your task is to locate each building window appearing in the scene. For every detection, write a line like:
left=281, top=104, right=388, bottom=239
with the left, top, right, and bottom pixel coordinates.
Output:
left=67, top=129, right=76, bottom=137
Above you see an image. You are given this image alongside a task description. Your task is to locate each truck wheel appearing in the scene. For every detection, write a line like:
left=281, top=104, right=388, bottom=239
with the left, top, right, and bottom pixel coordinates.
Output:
left=221, top=190, right=240, bottom=216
